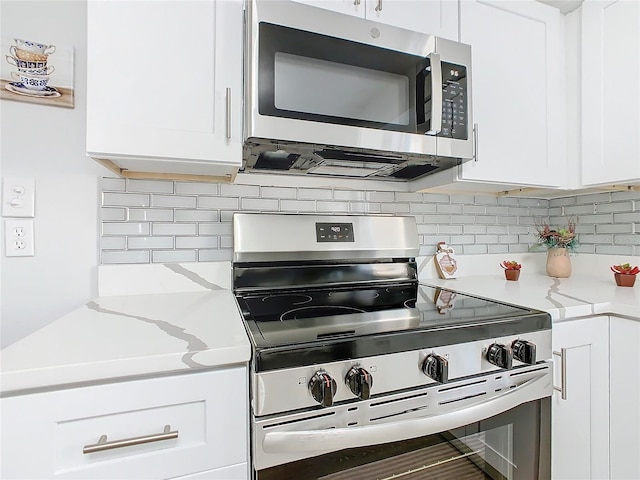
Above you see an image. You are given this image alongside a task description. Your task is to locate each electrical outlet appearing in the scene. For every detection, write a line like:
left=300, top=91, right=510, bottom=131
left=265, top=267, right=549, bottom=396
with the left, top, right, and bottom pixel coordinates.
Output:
left=5, top=220, right=34, bottom=257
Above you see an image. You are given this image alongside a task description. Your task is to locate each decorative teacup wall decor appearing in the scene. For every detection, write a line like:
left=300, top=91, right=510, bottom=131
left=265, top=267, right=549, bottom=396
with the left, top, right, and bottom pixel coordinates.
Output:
left=1, top=36, right=74, bottom=108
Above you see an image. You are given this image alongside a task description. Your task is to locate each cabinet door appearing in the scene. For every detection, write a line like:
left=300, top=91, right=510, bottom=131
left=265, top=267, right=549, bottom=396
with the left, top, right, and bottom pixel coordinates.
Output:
left=365, top=0, right=458, bottom=40
left=609, top=317, right=640, bottom=479
left=458, top=0, right=566, bottom=187
left=552, top=316, right=610, bottom=480
left=290, top=0, right=458, bottom=40
left=86, top=0, right=243, bottom=178
left=291, top=0, right=365, bottom=17
left=581, top=0, right=640, bottom=186
left=0, top=368, right=248, bottom=479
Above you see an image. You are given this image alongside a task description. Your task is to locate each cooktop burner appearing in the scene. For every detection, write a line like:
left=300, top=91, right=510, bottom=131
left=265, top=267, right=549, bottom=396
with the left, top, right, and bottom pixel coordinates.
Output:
left=236, top=283, right=549, bottom=371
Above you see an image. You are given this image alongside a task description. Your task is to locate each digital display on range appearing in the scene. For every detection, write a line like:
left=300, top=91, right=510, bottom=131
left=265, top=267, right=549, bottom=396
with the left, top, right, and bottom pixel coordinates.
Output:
left=316, top=223, right=354, bottom=242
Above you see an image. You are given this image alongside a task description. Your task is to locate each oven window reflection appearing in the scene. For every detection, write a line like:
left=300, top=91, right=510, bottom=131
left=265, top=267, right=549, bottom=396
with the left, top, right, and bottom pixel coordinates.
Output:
left=318, top=426, right=514, bottom=480
left=258, top=424, right=519, bottom=480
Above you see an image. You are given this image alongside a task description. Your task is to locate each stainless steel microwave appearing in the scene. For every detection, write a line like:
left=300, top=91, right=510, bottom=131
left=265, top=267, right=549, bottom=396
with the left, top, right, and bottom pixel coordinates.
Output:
left=242, top=0, right=474, bottom=181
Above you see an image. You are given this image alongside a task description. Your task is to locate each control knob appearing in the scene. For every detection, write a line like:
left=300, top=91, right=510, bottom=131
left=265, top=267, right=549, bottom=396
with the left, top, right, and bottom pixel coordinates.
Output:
left=309, top=372, right=337, bottom=407
left=345, top=366, right=373, bottom=400
left=422, top=353, right=449, bottom=383
left=486, top=343, right=513, bottom=370
left=512, top=339, right=537, bottom=364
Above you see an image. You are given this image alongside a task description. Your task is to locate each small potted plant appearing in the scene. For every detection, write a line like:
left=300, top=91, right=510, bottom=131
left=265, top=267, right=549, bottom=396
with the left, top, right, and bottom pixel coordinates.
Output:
left=534, top=218, right=579, bottom=278
left=500, top=260, right=522, bottom=281
left=610, top=263, right=639, bottom=287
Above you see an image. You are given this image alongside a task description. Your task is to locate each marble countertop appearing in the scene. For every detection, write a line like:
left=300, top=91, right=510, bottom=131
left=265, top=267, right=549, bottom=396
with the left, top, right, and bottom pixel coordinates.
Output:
left=2, top=257, right=637, bottom=397
left=420, top=259, right=639, bottom=322
left=1, top=288, right=251, bottom=396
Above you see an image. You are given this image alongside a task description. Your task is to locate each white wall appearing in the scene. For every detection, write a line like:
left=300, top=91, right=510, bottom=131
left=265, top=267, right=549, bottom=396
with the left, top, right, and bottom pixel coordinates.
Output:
left=1, top=1, right=103, bottom=347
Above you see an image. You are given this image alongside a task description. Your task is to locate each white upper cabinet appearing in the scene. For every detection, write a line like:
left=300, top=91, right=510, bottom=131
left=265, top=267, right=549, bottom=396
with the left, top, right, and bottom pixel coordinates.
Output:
left=581, top=0, right=640, bottom=186
left=86, top=0, right=243, bottom=181
left=456, top=0, right=566, bottom=187
left=291, top=0, right=459, bottom=40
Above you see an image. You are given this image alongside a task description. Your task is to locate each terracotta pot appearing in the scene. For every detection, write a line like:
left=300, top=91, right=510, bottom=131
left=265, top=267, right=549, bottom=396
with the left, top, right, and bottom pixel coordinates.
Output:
left=504, top=270, right=520, bottom=281
left=614, top=273, right=636, bottom=287
left=546, top=248, right=571, bottom=278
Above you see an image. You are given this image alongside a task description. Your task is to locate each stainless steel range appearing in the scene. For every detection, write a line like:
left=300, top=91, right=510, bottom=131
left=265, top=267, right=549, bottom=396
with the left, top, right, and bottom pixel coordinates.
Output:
left=233, top=213, right=552, bottom=480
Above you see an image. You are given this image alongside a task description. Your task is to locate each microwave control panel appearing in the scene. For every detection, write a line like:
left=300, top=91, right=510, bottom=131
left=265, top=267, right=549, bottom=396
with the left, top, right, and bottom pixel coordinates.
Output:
left=439, top=62, right=468, bottom=140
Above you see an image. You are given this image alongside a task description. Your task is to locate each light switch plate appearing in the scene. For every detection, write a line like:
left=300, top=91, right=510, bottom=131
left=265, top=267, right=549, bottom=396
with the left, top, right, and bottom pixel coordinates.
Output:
left=2, top=177, right=35, bottom=217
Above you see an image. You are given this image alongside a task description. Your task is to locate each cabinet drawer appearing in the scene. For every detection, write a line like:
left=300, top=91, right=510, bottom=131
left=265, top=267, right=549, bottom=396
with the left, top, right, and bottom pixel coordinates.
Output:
left=1, top=367, right=247, bottom=479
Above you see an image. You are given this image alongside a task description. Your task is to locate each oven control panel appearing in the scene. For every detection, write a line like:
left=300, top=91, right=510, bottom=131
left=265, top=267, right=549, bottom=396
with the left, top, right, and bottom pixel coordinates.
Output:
left=253, top=331, right=551, bottom=417
left=316, top=223, right=354, bottom=242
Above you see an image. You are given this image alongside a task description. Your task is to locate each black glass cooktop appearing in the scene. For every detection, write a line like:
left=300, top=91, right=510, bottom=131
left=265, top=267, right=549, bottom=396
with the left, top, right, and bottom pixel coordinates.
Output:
left=236, top=283, right=551, bottom=371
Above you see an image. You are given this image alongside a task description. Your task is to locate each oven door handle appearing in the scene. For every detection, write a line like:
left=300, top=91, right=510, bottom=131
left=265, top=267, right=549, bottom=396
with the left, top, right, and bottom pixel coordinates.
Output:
left=262, top=373, right=551, bottom=454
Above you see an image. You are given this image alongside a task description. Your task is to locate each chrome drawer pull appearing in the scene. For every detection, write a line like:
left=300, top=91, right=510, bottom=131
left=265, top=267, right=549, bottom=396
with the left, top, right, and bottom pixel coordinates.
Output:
left=552, top=349, right=567, bottom=400
left=83, top=425, right=178, bottom=454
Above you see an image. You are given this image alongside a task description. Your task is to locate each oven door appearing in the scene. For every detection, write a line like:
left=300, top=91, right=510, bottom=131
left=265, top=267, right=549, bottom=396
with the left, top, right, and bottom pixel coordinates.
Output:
left=253, top=365, right=551, bottom=480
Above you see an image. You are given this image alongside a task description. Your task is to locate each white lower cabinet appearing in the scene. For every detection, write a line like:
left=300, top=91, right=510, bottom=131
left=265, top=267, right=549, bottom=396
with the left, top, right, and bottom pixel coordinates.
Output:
left=0, top=367, right=248, bottom=479
left=552, top=316, right=610, bottom=480
left=609, top=317, right=640, bottom=479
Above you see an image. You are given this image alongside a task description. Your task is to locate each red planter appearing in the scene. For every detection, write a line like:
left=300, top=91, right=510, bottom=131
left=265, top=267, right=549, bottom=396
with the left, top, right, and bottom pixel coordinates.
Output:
left=504, top=270, right=520, bottom=281
left=614, top=273, right=636, bottom=287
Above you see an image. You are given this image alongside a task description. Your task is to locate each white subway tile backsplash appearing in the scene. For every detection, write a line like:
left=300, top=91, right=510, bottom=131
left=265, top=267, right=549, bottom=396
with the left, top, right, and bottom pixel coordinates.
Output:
left=175, top=236, right=219, bottom=249
left=102, top=222, right=150, bottom=236
left=280, top=200, right=316, bottom=212
left=175, top=182, right=219, bottom=195
left=438, top=225, right=463, bottom=234
left=463, top=225, right=487, bottom=234
left=298, top=188, right=333, bottom=200
left=463, top=244, right=488, bottom=254
left=318, top=201, right=350, bottom=212
left=410, top=203, right=437, bottom=214
left=103, top=192, right=150, bottom=207
left=128, top=208, right=174, bottom=222
left=151, top=194, right=197, bottom=208
left=102, top=250, right=150, bottom=264
left=436, top=204, right=463, bottom=214
left=488, top=244, right=509, bottom=254
left=220, top=184, right=260, bottom=197
left=614, top=234, right=640, bottom=245
left=366, top=191, right=395, bottom=202
left=152, top=250, right=197, bottom=263
left=127, top=179, right=173, bottom=194
left=595, top=202, right=634, bottom=213
left=174, top=210, right=219, bottom=222
left=198, top=196, right=240, bottom=210
left=613, top=212, right=640, bottom=222
left=101, top=178, right=126, bottom=191
left=198, top=249, right=233, bottom=262
left=595, top=245, right=635, bottom=255
left=198, top=223, right=233, bottom=236
left=99, top=178, right=640, bottom=264
left=152, top=223, right=197, bottom=236
left=596, top=224, right=634, bottom=234
left=381, top=202, right=410, bottom=213
left=241, top=197, right=279, bottom=211
left=127, top=236, right=174, bottom=249
left=101, top=207, right=127, bottom=221
left=261, top=186, right=297, bottom=199
left=100, top=236, right=126, bottom=250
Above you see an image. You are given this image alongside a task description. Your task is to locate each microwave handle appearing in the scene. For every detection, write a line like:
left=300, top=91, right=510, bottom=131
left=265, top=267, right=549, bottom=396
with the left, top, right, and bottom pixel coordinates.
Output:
left=263, top=372, right=551, bottom=454
left=426, top=53, right=442, bottom=135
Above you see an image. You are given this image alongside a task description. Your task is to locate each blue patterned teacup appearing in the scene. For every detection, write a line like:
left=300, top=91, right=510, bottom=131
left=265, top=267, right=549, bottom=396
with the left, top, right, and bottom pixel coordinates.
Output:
left=11, top=71, right=50, bottom=91
left=6, top=55, right=54, bottom=75
left=13, top=38, right=56, bottom=55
